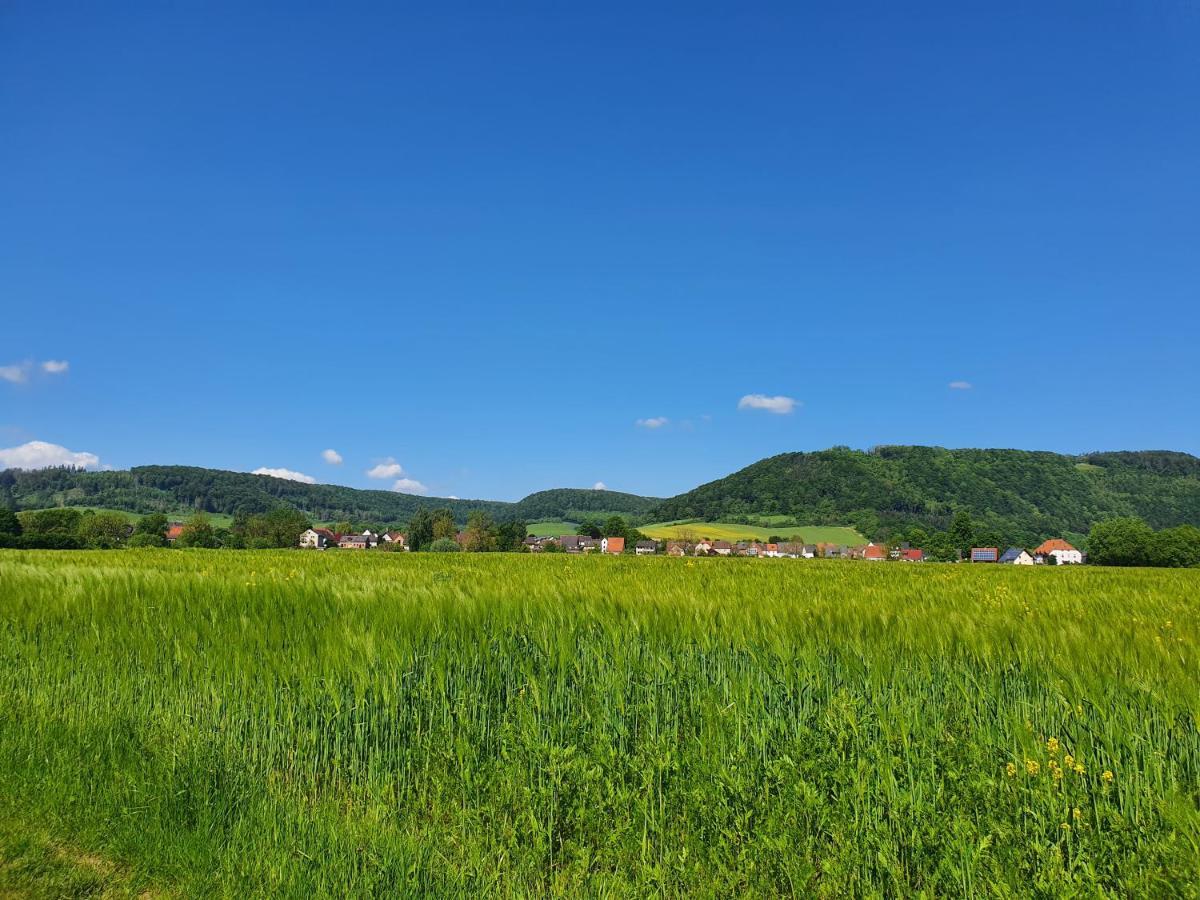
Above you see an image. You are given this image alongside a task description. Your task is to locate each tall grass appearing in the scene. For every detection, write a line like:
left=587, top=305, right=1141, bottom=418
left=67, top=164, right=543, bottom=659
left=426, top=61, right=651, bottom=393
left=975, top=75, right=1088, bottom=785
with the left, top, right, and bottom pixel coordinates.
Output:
left=1, top=550, right=1197, bottom=896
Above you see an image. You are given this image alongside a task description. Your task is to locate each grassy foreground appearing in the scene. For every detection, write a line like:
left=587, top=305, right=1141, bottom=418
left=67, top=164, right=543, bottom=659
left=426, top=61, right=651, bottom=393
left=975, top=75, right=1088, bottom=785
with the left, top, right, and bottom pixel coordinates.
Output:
left=0, top=551, right=1197, bottom=896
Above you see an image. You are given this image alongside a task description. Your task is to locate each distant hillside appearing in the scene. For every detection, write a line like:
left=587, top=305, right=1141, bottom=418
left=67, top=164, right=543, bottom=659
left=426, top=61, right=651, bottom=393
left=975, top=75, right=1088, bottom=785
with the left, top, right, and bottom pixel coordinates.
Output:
left=652, top=446, right=1200, bottom=544
left=0, top=465, right=658, bottom=526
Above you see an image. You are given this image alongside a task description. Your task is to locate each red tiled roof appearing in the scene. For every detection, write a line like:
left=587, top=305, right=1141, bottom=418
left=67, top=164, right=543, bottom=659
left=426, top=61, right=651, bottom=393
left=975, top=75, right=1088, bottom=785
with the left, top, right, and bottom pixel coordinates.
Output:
left=864, top=544, right=887, bottom=559
left=1034, top=538, right=1077, bottom=555
left=166, top=525, right=185, bottom=539
left=604, top=537, right=625, bottom=553
left=900, top=548, right=924, bottom=561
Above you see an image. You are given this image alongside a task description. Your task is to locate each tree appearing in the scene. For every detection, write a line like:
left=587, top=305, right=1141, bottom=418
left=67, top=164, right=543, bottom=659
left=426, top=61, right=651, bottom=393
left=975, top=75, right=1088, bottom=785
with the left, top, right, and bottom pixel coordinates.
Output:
left=177, top=513, right=219, bottom=549
left=431, top=509, right=457, bottom=542
left=948, top=510, right=975, bottom=554
left=1150, top=525, right=1200, bottom=568
left=406, top=509, right=435, bottom=551
left=0, top=508, right=21, bottom=537
left=236, top=508, right=311, bottom=548
left=18, top=507, right=83, bottom=537
left=495, top=520, right=527, bottom=552
left=429, top=537, right=461, bottom=552
left=333, top=521, right=355, bottom=536
left=78, top=511, right=130, bottom=549
left=462, top=511, right=497, bottom=552
left=1087, top=517, right=1155, bottom=567
left=135, top=514, right=169, bottom=541
left=576, top=520, right=602, bottom=539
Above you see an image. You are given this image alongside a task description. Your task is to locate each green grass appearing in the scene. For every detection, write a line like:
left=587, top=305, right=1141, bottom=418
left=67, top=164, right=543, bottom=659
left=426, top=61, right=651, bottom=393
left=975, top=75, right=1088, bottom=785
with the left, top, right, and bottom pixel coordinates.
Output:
left=1, top=550, right=1198, bottom=895
left=525, top=520, right=579, bottom=536
left=639, top=520, right=866, bottom=544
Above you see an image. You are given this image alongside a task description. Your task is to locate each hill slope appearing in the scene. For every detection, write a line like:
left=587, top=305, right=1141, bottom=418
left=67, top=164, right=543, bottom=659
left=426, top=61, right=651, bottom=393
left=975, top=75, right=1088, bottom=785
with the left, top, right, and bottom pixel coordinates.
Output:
left=652, top=446, right=1200, bottom=543
left=0, top=465, right=658, bottom=525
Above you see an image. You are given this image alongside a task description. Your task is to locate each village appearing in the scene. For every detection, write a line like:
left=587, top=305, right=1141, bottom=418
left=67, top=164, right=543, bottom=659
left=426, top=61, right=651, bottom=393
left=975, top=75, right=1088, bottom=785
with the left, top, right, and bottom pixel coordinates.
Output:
left=293, top=526, right=1085, bottom=564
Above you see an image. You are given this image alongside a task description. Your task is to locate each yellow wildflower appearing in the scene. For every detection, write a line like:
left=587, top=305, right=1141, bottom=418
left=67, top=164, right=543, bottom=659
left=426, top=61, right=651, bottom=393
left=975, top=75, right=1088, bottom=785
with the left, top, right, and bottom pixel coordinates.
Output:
left=1026, top=759, right=1040, bottom=776
left=1005, top=763, right=1017, bottom=778
left=1051, top=764, right=1064, bottom=780
left=1102, top=770, right=1114, bottom=783
left=1072, top=807, right=1082, bottom=821
left=1063, top=754, right=1074, bottom=768
left=1074, top=763, right=1085, bottom=775
left=1061, top=822, right=1071, bottom=832
left=1047, top=737, right=1060, bottom=754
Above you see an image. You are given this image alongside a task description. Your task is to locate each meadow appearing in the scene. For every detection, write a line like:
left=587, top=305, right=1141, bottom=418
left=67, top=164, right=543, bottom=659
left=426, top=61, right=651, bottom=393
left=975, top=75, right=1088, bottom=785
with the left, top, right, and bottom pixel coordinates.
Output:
left=0, top=551, right=1197, bottom=896
left=638, top=521, right=866, bottom=544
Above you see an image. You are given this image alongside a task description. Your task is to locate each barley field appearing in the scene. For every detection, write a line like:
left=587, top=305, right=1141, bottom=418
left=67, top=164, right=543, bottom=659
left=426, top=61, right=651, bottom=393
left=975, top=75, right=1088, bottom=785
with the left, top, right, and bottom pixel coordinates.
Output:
left=1, top=551, right=1197, bottom=897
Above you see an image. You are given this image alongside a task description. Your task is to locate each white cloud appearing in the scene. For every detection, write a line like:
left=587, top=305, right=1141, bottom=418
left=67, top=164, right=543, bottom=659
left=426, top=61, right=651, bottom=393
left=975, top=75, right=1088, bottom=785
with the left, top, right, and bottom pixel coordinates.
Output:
left=0, top=363, right=30, bottom=384
left=252, top=467, right=317, bottom=484
left=391, top=477, right=429, bottom=495
left=0, top=440, right=102, bottom=470
left=321, top=448, right=343, bottom=465
left=448, top=495, right=460, bottom=500
left=636, top=417, right=669, bottom=429
left=949, top=380, right=973, bottom=390
left=366, top=457, right=405, bottom=479
left=593, top=481, right=608, bottom=490
left=738, top=394, right=798, bottom=415
left=41, top=360, right=69, bottom=374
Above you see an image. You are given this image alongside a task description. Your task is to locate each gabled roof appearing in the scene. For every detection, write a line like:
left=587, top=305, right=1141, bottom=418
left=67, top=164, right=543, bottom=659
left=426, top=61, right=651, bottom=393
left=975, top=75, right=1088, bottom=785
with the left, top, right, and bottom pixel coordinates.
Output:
left=863, top=544, right=887, bottom=559
left=604, top=536, right=625, bottom=552
left=712, top=540, right=732, bottom=549
left=900, top=548, right=924, bottom=561
left=1034, top=538, right=1077, bottom=555
left=166, top=524, right=185, bottom=539
left=998, top=547, right=1027, bottom=563
left=313, top=527, right=339, bottom=539
left=636, top=540, right=656, bottom=549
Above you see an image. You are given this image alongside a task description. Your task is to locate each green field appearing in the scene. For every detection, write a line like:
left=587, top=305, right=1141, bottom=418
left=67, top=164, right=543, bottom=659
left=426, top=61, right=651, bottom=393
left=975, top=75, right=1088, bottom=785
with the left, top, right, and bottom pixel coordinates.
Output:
left=639, top=520, right=866, bottom=544
left=525, top=520, right=579, bottom=536
left=1, top=551, right=1198, bottom=895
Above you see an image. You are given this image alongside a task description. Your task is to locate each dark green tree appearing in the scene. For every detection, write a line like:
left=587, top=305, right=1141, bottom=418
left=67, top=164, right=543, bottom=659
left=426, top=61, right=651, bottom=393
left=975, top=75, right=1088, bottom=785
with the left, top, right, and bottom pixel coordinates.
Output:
left=176, top=513, right=220, bottom=549
left=1087, top=517, right=1155, bottom=567
left=0, top=508, right=21, bottom=537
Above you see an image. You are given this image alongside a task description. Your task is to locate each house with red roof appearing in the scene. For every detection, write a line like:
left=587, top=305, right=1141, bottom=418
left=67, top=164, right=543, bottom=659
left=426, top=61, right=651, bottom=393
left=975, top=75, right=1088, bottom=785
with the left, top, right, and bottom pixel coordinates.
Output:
left=1033, top=538, right=1082, bottom=565
left=601, top=536, right=625, bottom=554
left=863, top=543, right=887, bottom=561
left=165, top=523, right=185, bottom=544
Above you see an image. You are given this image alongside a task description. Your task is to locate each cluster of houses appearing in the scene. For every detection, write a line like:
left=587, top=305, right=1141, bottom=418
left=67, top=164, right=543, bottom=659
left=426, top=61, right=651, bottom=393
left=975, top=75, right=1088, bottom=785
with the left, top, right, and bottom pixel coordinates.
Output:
left=970, top=539, right=1084, bottom=565
left=299, top=528, right=405, bottom=550
left=294, top=526, right=1084, bottom=565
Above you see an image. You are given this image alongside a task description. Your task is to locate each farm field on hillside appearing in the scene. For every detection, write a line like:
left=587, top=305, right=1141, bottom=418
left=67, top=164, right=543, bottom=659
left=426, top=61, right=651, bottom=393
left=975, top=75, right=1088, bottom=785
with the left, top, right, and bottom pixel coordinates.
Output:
left=639, top=520, right=866, bottom=544
left=525, top=520, right=579, bottom=536
left=1, top=551, right=1198, bottom=895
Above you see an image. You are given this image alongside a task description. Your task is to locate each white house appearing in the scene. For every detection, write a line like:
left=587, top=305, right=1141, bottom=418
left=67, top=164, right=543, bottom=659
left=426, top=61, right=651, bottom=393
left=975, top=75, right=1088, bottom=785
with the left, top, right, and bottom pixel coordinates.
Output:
left=299, top=527, right=338, bottom=550
left=999, top=547, right=1034, bottom=565
left=1034, top=539, right=1082, bottom=565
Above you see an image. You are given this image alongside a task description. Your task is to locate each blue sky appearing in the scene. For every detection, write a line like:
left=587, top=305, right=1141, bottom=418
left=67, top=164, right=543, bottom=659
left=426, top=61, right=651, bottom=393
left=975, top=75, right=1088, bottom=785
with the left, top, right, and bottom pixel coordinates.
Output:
left=3, top=1, right=1198, bottom=501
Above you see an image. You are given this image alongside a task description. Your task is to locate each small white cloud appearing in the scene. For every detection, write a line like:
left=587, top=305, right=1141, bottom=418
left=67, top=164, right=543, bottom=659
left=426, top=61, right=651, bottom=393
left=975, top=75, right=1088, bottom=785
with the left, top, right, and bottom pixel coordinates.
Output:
left=0, top=363, right=31, bottom=384
left=593, top=481, right=608, bottom=490
left=636, top=417, right=669, bottom=429
left=391, top=477, right=429, bottom=495
left=949, top=380, right=973, bottom=390
left=366, top=457, right=405, bottom=479
left=448, top=495, right=460, bottom=500
left=41, top=360, right=69, bottom=374
left=738, top=394, right=798, bottom=415
left=0, top=440, right=102, bottom=470
left=321, top=448, right=343, bottom=465
left=252, top=467, right=317, bottom=484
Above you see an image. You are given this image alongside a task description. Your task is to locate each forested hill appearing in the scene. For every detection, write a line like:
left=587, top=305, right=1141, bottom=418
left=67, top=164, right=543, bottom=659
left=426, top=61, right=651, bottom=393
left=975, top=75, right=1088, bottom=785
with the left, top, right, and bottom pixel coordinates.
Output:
left=0, top=465, right=658, bottom=525
left=652, top=447, right=1200, bottom=543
